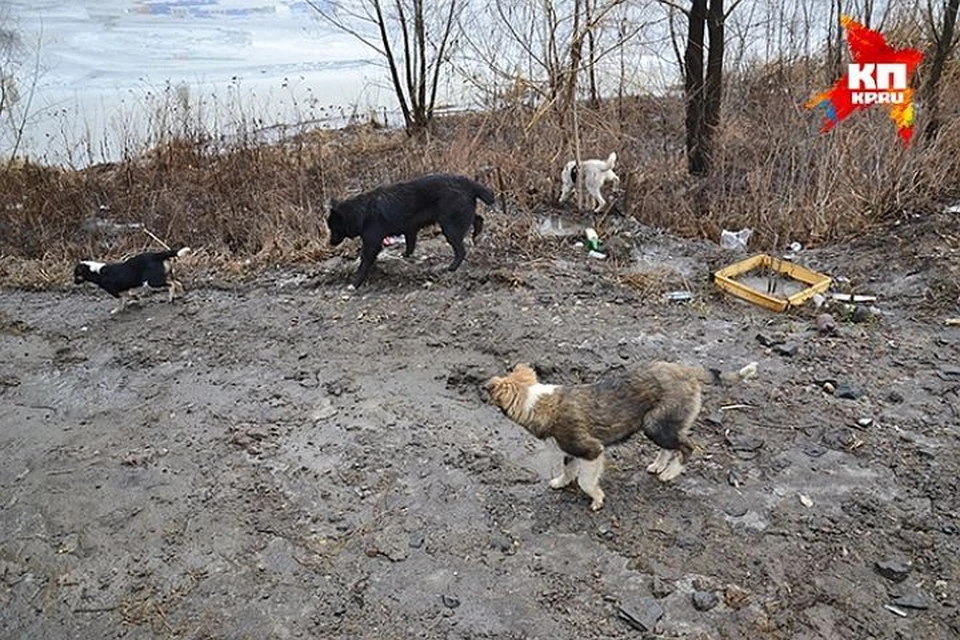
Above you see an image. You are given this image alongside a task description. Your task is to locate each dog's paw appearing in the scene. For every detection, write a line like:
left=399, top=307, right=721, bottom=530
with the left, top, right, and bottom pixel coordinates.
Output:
left=657, top=459, right=685, bottom=482
left=646, top=450, right=670, bottom=474
left=549, top=475, right=572, bottom=489
left=589, top=493, right=605, bottom=511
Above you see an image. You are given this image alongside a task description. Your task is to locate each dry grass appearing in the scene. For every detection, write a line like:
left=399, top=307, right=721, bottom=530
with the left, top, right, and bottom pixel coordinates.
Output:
left=2, top=56, right=959, bottom=289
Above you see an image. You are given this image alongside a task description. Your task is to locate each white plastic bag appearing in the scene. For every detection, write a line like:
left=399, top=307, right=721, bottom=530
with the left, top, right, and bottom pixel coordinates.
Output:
left=720, top=228, right=753, bottom=251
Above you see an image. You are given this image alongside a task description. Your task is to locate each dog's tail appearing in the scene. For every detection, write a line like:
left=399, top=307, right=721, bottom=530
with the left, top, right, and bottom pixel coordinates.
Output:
left=604, top=152, right=617, bottom=170
left=472, top=214, right=484, bottom=241
left=697, top=362, right=758, bottom=385
left=160, top=246, right=192, bottom=260
left=471, top=180, right=496, bottom=207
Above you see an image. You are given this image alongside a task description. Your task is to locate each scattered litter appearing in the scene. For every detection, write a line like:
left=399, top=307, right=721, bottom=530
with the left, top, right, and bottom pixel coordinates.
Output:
left=811, top=293, right=826, bottom=309
left=831, top=293, right=877, bottom=303
left=945, top=202, right=960, bottom=214
left=799, top=494, right=814, bottom=508
left=783, top=241, right=803, bottom=260
left=945, top=318, right=960, bottom=327
left=664, top=290, right=693, bottom=302
left=587, top=250, right=607, bottom=259
left=855, top=417, right=874, bottom=429
left=720, top=403, right=755, bottom=411
left=584, top=228, right=601, bottom=252
left=537, top=216, right=582, bottom=238
left=382, top=235, right=404, bottom=247
left=883, top=604, right=909, bottom=618
left=713, top=254, right=831, bottom=312
left=720, top=228, right=753, bottom=251
left=823, top=381, right=836, bottom=394
left=441, top=595, right=461, bottom=609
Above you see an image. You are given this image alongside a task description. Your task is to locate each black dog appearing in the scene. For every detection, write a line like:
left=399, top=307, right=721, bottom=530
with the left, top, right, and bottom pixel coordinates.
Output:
left=73, top=247, right=191, bottom=314
left=326, top=174, right=495, bottom=287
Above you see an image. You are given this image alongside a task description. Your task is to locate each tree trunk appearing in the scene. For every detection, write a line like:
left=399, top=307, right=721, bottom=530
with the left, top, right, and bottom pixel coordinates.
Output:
left=702, top=0, right=724, bottom=168
left=923, top=0, right=960, bottom=142
left=684, top=0, right=707, bottom=176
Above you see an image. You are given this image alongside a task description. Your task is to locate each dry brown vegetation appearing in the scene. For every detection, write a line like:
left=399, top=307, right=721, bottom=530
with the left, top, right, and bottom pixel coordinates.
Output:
left=1, top=57, right=959, bottom=289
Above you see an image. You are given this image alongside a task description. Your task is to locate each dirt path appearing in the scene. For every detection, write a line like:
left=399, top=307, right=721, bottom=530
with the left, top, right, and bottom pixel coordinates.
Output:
left=1, top=215, right=959, bottom=639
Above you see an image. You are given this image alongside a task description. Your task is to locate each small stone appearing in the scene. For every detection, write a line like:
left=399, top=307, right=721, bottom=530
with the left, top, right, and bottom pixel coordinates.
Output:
left=816, top=313, right=837, bottom=335
left=692, top=590, right=719, bottom=612
left=851, top=305, right=872, bottom=323
left=675, top=533, right=705, bottom=552
left=723, top=500, right=749, bottom=517
left=408, top=531, right=425, bottom=549
left=875, top=559, right=911, bottom=582
left=803, top=444, right=826, bottom=457
left=490, top=534, right=514, bottom=553
left=651, top=576, right=675, bottom=598
left=835, top=384, right=864, bottom=400
left=756, top=333, right=785, bottom=347
left=799, top=494, right=814, bottom=507
left=725, top=433, right=765, bottom=452
left=58, top=533, right=80, bottom=555
left=823, top=381, right=836, bottom=394
left=773, top=343, right=799, bottom=357
left=372, top=527, right=409, bottom=562
left=856, top=417, right=873, bottom=429
left=891, top=592, right=930, bottom=610
left=693, top=576, right=720, bottom=592
left=441, top=595, right=461, bottom=609
left=618, top=597, right=663, bottom=632
left=887, top=390, right=904, bottom=403
left=310, top=399, right=338, bottom=421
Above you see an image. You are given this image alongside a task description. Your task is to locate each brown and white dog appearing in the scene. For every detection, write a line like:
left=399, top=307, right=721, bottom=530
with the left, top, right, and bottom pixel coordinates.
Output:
left=559, top=152, right=620, bottom=212
left=486, top=360, right=758, bottom=510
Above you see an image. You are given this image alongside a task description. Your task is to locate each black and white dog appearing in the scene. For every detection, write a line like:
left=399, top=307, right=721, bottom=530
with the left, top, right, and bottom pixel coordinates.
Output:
left=326, top=174, right=495, bottom=287
left=559, top=152, right=621, bottom=212
left=73, top=247, right=191, bottom=314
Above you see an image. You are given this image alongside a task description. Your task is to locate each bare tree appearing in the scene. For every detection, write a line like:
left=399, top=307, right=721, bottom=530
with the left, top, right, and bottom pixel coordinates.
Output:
left=0, top=17, right=40, bottom=165
left=922, top=0, right=960, bottom=141
left=660, top=0, right=740, bottom=177
left=455, top=1, right=634, bottom=114
left=306, top=0, right=462, bottom=136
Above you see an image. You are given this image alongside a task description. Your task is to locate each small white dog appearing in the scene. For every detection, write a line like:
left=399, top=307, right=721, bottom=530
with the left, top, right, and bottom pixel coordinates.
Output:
left=559, top=152, right=621, bottom=212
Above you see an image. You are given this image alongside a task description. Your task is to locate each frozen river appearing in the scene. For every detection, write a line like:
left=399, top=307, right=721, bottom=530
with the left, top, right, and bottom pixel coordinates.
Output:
left=2, top=1, right=411, bottom=165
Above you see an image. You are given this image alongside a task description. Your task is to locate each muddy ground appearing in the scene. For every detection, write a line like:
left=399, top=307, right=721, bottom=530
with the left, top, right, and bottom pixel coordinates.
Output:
left=1, top=209, right=959, bottom=639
